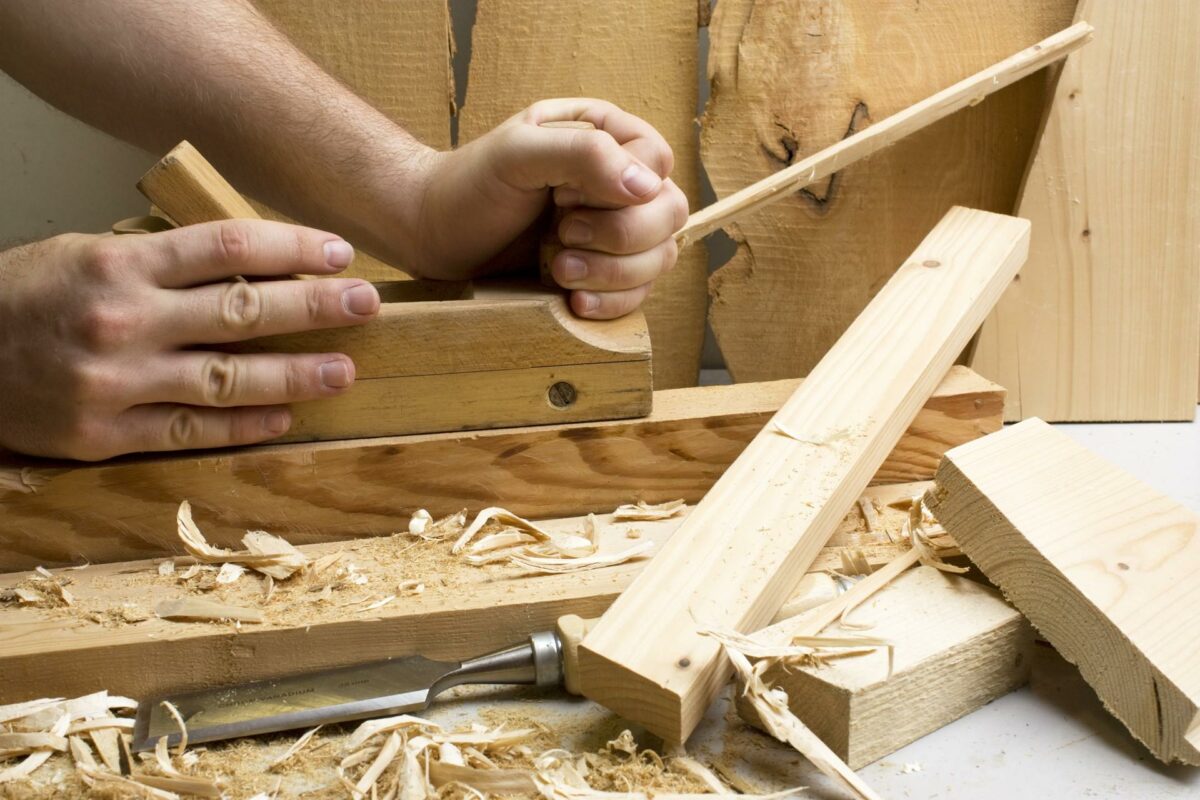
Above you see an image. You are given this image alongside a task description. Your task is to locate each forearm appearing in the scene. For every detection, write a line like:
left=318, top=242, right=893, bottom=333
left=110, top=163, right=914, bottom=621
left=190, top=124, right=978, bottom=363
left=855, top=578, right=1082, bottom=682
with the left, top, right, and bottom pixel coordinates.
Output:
left=0, top=0, right=429, bottom=269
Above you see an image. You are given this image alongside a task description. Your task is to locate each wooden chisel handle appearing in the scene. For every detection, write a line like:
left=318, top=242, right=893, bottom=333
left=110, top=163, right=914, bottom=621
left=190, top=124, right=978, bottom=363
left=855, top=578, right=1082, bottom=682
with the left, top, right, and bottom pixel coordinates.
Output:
left=555, top=614, right=597, bottom=695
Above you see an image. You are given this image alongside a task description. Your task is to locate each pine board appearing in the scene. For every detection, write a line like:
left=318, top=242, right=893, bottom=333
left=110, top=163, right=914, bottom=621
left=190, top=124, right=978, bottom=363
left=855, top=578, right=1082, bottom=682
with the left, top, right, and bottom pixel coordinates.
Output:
left=928, top=419, right=1200, bottom=765
left=0, top=368, right=1002, bottom=572
left=738, top=566, right=1033, bottom=769
left=973, top=0, right=1200, bottom=421
left=701, top=0, right=1076, bottom=382
left=458, top=0, right=706, bottom=389
left=576, top=207, right=1030, bottom=744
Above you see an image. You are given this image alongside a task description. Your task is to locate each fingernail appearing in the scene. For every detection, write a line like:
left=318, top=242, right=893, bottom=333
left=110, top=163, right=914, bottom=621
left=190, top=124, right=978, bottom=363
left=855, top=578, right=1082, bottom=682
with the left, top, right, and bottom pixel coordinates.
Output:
left=622, top=164, right=660, bottom=197
left=576, top=291, right=599, bottom=314
left=320, top=360, right=353, bottom=389
left=342, top=282, right=379, bottom=316
left=265, top=409, right=291, bottom=435
left=562, top=219, right=592, bottom=246
left=559, top=255, right=587, bottom=283
left=324, top=240, right=355, bottom=269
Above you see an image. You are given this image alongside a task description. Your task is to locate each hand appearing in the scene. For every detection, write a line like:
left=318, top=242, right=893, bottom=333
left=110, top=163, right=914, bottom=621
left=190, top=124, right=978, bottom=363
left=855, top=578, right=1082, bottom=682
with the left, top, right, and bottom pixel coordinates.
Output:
left=0, top=220, right=381, bottom=460
left=406, top=98, right=689, bottom=319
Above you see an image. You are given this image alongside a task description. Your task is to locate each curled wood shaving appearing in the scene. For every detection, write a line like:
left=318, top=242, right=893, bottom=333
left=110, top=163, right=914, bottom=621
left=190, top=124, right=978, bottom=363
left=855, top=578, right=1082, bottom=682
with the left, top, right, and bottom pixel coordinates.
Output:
left=773, top=422, right=856, bottom=447
left=611, top=499, right=686, bottom=522
left=904, top=498, right=966, bottom=574
left=408, top=509, right=433, bottom=536
left=453, top=508, right=554, bottom=554
left=0, top=712, right=69, bottom=784
left=711, top=640, right=881, bottom=800
left=407, top=509, right=468, bottom=541
left=507, top=541, right=654, bottom=574
left=215, top=562, right=246, bottom=585
left=177, top=500, right=308, bottom=580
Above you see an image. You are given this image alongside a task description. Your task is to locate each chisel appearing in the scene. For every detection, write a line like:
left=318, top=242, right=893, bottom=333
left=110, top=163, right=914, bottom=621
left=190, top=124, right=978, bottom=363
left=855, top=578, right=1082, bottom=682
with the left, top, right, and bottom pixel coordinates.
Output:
left=131, top=616, right=593, bottom=751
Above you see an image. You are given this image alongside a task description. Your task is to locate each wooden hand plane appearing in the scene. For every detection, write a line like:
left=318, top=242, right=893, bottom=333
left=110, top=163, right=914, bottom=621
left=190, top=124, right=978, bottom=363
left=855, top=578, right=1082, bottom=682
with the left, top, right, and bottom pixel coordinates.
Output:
left=129, top=141, right=651, bottom=443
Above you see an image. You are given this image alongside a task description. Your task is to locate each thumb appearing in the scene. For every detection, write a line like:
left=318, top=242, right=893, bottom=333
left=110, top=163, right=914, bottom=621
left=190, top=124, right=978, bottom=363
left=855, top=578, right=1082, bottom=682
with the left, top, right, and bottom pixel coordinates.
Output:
left=494, top=122, right=664, bottom=208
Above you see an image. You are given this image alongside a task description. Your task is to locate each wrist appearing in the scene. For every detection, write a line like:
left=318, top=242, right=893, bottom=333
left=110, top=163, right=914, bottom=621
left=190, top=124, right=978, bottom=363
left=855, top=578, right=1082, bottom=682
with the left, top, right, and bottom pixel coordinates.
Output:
left=353, top=135, right=443, bottom=278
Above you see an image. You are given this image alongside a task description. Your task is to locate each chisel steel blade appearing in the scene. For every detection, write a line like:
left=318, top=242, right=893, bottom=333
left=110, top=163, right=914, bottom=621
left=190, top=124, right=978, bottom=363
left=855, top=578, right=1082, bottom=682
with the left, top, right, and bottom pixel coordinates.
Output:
left=132, top=655, right=455, bottom=752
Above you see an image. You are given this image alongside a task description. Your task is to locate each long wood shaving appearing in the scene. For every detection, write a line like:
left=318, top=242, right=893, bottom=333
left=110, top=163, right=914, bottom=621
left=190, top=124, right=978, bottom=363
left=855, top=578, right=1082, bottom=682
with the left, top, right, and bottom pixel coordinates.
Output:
left=77, top=763, right=180, bottom=799
left=715, top=642, right=881, bottom=800
left=177, top=500, right=308, bottom=579
left=267, top=725, right=322, bottom=772
left=155, top=596, right=264, bottom=623
left=611, top=499, right=686, bottom=521
left=452, top=508, right=556, bottom=553
left=507, top=541, right=655, bottom=574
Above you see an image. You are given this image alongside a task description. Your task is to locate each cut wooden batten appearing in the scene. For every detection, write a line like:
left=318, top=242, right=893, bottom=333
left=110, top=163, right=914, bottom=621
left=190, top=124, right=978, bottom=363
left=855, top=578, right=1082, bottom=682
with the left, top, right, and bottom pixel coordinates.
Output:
left=0, top=367, right=1001, bottom=572
left=737, top=566, right=1033, bottom=768
left=927, top=418, right=1200, bottom=765
left=577, top=207, right=1030, bottom=744
left=0, top=491, right=910, bottom=705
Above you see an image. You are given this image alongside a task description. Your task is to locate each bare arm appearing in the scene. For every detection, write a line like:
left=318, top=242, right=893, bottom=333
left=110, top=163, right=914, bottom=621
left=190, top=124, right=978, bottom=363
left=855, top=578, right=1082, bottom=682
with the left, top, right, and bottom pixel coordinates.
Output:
left=0, top=0, right=428, bottom=269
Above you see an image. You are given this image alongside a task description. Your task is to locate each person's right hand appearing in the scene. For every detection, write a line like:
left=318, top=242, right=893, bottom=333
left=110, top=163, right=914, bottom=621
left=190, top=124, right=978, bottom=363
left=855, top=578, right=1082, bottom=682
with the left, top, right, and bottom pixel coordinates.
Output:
left=0, top=219, right=381, bottom=461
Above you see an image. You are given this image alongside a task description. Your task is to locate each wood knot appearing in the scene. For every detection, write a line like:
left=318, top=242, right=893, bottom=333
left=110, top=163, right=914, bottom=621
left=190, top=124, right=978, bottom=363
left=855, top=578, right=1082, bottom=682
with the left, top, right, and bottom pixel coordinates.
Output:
left=922, top=260, right=941, bottom=268
left=677, top=657, right=691, bottom=669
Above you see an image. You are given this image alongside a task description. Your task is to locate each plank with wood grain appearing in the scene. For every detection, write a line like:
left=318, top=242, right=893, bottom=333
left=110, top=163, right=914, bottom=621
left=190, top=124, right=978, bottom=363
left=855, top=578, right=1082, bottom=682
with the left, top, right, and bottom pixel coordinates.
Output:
left=0, top=368, right=1002, bottom=572
left=459, top=0, right=706, bottom=389
left=575, top=207, right=1030, bottom=744
left=927, top=418, right=1200, bottom=765
left=973, top=0, right=1200, bottom=421
left=737, top=566, right=1033, bottom=769
left=701, top=0, right=1077, bottom=383
left=0, top=489, right=913, bottom=706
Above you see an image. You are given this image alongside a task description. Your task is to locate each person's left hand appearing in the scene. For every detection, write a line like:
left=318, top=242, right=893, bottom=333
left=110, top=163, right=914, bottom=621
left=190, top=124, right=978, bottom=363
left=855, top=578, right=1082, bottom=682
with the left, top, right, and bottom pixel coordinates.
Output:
left=400, top=98, right=688, bottom=319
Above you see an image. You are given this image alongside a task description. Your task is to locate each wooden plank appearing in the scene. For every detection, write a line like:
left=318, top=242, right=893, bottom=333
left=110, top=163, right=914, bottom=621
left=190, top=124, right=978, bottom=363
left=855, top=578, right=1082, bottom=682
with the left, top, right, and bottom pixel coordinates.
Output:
left=0, top=368, right=1002, bottom=572
left=460, top=0, right=706, bottom=389
left=927, top=418, right=1200, bottom=765
left=737, top=566, right=1033, bottom=769
left=137, top=141, right=259, bottom=224
left=0, top=493, right=911, bottom=705
left=575, top=207, right=1030, bottom=744
left=701, top=0, right=1077, bottom=383
left=973, top=0, right=1200, bottom=421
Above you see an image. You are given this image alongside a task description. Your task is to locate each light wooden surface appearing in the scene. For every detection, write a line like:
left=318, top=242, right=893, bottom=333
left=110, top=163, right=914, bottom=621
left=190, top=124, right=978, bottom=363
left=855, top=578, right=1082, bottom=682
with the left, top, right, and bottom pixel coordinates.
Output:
left=459, top=0, right=706, bottom=389
left=928, top=418, right=1200, bottom=765
left=701, top=0, right=1078, bottom=383
left=0, top=369, right=1001, bottom=572
left=679, top=21, right=1092, bottom=248
left=0, top=493, right=907, bottom=706
left=739, top=566, right=1033, bottom=769
left=576, top=207, right=1030, bottom=744
left=137, top=141, right=258, bottom=224
left=973, top=0, right=1200, bottom=421
left=228, top=283, right=653, bottom=443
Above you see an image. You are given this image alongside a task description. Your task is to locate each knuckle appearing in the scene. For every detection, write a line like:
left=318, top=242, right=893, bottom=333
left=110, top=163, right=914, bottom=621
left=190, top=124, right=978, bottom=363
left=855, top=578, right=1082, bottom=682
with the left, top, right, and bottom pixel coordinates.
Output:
left=214, top=221, right=253, bottom=266
left=165, top=406, right=205, bottom=449
left=573, top=132, right=611, bottom=167
left=305, top=284, right=329, bottom=324
left=608, top=216, right=634, bottom=253
left=80, top=240, right=129, bottom=282
left=199, top=355, right=242, bottom=406
left=60, top=414, right=110, bottom=461
left=219, top=281, right=265, bottom=331
left=77, top=302, right=138, bottom=351
left=282, top=360, right=309, bottom=399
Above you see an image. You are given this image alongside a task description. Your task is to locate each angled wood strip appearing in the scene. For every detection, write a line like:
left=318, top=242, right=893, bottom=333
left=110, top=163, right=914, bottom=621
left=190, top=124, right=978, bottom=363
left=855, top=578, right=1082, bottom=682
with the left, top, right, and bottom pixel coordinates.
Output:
left=0, top=491, right=910, bottom=705
left=701, top=0, right=1077, bottom=383
left=736, top=566, right=1033, bottom=769
left=460, top=0, right=706, bottom=389
left=0, top=368, right=1001, bottom=572
left=973, top=0, right=1200, bottom=421
left=927, top=418, right=1200, bottom=765
left=576, top=207, right=1030, bottom=744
